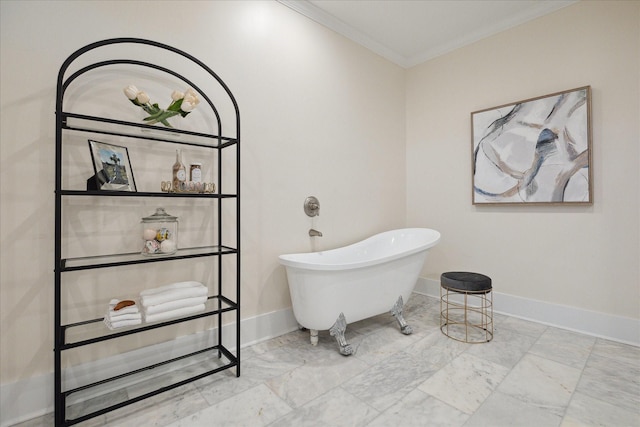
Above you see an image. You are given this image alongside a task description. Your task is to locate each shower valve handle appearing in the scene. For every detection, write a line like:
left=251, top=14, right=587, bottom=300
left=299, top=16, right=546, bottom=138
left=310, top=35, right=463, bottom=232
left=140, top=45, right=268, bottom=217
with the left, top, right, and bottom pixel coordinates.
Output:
left=304, top=196, right=320, bottom=217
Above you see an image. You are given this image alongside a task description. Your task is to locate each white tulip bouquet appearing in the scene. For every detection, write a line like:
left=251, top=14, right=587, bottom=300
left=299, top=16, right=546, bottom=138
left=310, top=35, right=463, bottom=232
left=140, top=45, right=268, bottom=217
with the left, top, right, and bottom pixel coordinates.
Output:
left=123, top=85, right=200, bottom=127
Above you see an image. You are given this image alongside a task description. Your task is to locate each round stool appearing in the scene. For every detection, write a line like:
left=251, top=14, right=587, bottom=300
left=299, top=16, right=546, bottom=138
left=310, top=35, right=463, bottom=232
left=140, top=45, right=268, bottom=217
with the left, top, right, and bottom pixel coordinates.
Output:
left=440, top=272, right=493, bottom=343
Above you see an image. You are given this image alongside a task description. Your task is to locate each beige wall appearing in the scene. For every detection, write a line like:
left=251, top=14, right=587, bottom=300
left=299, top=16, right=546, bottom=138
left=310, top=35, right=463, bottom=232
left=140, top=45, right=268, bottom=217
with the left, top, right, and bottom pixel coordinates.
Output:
left=0, top=0, right=406, bottom=383
left=407, top=1, right=639, bottom=318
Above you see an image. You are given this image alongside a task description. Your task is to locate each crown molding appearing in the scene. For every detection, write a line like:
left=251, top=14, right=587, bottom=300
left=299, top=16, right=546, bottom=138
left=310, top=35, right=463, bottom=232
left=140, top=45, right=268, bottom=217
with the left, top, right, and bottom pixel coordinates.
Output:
left=277, top=0, right=578, bottom=69
left=406, top=0, right=578, bottom=67
left=277, top=0, right=412, bottom=67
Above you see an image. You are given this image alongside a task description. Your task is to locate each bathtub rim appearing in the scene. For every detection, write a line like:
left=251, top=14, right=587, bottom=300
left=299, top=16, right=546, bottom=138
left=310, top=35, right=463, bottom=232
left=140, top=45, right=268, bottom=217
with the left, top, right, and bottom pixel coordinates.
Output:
left=278, top=227, right=440, bottom=271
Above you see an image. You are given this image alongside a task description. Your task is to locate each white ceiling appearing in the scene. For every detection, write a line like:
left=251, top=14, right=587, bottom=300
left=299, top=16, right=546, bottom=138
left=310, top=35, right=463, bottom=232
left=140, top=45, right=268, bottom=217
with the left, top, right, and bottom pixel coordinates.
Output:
left=278, top=0, right=577, bottom=68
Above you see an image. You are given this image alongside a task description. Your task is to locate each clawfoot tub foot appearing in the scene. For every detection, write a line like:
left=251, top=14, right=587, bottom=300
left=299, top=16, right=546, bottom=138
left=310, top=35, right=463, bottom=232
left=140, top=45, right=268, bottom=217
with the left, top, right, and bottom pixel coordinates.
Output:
left=391, top=296, right=413, bottom=335
left=329, top=313, right=354, bottom=356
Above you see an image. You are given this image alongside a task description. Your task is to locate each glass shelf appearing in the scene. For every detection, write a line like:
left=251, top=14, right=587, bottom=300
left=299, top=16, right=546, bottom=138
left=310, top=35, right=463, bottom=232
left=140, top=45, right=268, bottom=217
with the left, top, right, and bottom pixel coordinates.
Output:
left=60, top=245, right=237, bottom=271
left=59, top=189, right=237, bottom=198
left=61, top=295, right=238, bottom=349
left=63, top=344, right=237, bottom=425
left=61, top=112, right=238, bottom=149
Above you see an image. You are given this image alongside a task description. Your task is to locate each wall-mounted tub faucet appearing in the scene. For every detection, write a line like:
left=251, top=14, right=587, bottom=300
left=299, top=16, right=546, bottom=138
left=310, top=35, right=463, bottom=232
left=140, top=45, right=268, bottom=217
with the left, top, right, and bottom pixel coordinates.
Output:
left=304, top=196, right=320, bottom=217
left=305, top=197, right=321, bottom=237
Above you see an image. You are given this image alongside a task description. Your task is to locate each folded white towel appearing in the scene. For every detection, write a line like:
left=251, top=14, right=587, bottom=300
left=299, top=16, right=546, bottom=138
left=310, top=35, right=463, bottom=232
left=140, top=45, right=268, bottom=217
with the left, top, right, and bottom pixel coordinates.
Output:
left=140, top=281, right=204, bottom=297
left=144, top=295, right=208, bottom=315
left=144, top=304, right=206, bottom=323
left=106, top=312, right=142, bottom=322
left=108, top=299, right=140, bottom=316
left=103, top=316, right=142, bottom=330
left=140, top=285, right=207, bottom=308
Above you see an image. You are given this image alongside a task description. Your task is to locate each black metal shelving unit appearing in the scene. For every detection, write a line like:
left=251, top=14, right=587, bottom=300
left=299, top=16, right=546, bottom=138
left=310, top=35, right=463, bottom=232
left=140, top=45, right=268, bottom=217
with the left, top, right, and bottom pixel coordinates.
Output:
left=54, top=38, right=240, bottom=426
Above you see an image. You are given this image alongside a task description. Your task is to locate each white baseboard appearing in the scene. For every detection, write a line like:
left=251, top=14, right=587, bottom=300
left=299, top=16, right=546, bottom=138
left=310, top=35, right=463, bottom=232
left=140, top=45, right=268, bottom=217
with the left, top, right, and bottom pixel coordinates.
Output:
left=414, top=277, right=640, bottom=347
left=4, top=281, right=639, bottom=426
left=0, top=308, right=299, bottom=427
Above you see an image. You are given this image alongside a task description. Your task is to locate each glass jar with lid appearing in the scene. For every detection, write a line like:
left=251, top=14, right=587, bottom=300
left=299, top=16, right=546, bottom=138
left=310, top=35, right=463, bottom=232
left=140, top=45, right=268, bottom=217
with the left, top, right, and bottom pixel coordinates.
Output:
left=141, top=207, right=178, bottom=256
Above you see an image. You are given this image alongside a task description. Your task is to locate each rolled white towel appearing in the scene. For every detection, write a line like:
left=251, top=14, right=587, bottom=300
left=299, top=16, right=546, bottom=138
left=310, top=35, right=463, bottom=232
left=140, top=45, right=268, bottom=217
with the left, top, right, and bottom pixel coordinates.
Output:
left=103, top=315, right=142, bottom=330
left=144, top=304, right=206, bottom=324
left=140, top=285, right=207, bottom=308
left=144, top=295, right=208, bottom=315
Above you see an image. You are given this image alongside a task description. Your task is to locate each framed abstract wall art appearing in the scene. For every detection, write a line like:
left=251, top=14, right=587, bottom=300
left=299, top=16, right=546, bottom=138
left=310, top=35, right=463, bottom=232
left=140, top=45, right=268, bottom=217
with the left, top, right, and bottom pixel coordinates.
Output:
left=471, top=86, right=592, bottom=205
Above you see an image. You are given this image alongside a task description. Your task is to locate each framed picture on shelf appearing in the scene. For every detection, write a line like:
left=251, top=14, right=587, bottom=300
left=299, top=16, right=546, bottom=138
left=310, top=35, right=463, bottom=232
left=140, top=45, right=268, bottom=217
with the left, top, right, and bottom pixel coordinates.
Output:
left=471, top=86, right=592, bottom=205
left=88, top=139, right=137, bottom=192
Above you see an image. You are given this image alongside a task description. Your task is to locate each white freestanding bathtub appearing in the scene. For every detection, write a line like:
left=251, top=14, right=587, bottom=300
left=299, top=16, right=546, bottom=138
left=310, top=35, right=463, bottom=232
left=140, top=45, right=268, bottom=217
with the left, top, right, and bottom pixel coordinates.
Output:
left=279, top=228, right=441, bottom=355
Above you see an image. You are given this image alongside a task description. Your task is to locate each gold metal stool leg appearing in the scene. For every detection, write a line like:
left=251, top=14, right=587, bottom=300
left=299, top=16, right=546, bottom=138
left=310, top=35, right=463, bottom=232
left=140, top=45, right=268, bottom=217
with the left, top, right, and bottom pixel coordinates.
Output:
left=440, top=286, right=493, bottom=344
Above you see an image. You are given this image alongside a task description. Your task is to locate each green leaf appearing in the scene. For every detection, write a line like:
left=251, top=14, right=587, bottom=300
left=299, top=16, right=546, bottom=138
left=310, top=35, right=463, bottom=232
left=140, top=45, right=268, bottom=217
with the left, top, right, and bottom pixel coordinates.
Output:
left=167, top=99, right=183, bottom=112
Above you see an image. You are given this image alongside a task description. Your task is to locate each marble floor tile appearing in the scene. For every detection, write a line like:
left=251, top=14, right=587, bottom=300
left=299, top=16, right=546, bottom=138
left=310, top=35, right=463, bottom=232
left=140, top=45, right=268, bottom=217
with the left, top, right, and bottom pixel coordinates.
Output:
left=241, top=328, right=304, bottom=358
left=270, top=387, right=379, bottom=426
left=342, top=351, right=435, bottom=411
left=492, top=312, right=511, bottom=324
left=194, top=364, right=263, bottom=407
left=265, top=348, right=369, bottom=408
left=367, top=389, right=469, bottom=427
left=404, top=293, right=440, bottom=317
left=418, top=352, right=510, bottom=414
left=528, top=327, right=596, bottom=369
left=498, top=354, right=582, bottom=417
left=498, top=316, right=548, bottom=338
left=240, top=345, right=310, bottom=379
left=403, top=297, right=442, bottom=331
left=465, top=390, right=562, bottom=427
left=352, top=324, right=423, bottom=365
left=561, top=390, right=640, bottom=427
left=348, top=313, right=396, bottom=336
left=166, top=384, right=291, bottom=427
left=195, top=345, right=304, bottom=406
left=405, top=292, right=438, bottom=309
left=403, top=328, right=469, bottom=371
left=465, top=326, right=537, bottom=369
left=576, top=352, right=640, bottom=413
left=590, top=338, right=640, bottom=368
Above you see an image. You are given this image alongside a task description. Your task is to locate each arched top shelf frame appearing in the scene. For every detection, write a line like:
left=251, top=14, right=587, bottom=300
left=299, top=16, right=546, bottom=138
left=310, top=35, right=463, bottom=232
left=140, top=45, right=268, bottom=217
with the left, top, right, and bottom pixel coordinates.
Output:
left=55, top=37, right=240, bottom=147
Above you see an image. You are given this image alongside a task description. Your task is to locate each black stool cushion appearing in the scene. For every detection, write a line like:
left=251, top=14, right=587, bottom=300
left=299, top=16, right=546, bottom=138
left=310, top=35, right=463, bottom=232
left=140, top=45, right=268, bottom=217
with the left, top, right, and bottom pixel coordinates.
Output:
left=441, top=271, right=492, bottom=292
